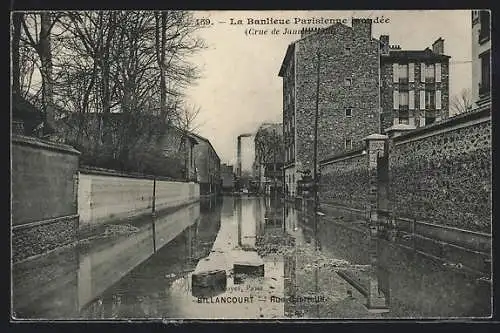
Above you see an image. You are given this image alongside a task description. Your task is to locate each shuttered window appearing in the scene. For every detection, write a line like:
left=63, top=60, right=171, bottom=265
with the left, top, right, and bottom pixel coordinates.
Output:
left=393, top=90, right=399, bottom=109
left=436, top=90, right=442, bottom=109
left=420, top=63, right=426, bottom=82
left=409, top=90, right=415, bottom=109
left=393, top=63, right=399, bottom=83
left=409, top=63, right=415, bottom=82
left=435, top=63, right=442, bottom=82
left=419, top=90, right=425, bottom=109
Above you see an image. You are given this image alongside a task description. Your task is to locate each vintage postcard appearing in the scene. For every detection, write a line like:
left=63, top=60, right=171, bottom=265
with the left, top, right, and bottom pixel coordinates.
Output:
left=10, top=9, right=492, bottom=321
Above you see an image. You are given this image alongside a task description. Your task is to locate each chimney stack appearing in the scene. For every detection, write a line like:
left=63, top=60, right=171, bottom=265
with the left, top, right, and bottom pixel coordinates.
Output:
left=380, top=35, right=389, bottom=55
left=352, top=18, right=372, bottom=40
left=432, top=37, right=444, bottom=54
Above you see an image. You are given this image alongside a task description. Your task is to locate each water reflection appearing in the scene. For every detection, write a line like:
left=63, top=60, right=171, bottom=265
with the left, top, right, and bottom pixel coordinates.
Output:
left=12, top=196, right=491, bottom=319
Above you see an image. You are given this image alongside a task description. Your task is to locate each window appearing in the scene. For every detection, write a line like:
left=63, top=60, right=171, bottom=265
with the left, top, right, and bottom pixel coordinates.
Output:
left=425, top=90, right=435, bottom=109
left=345, top=78, right=352, bottom=86
left=479, top=10, right=490, bottom=43
left=426, top=64, right=435, bottom=81
left=399, top=110, right=409, bottom=124
left=345, top=47, right=351, bottom=55
left=399, top=64, right=408, bottom=82
left=399, top=90, right=409, bottom=107
left=409, top=63, right=415, bottom=82
left=345, top=138, right=352, bottom=150
left=345, top=108, right=352, bottom=117
left=479, top=51, right=491, bottom=96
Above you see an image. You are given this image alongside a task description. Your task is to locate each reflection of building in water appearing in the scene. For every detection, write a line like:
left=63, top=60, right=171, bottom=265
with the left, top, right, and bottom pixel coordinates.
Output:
left=221, top=196, right=235, bottom=217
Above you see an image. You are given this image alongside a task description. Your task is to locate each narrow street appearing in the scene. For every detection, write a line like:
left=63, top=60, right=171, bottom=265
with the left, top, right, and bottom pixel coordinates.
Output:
left=12, top=196, right=491, bottom=320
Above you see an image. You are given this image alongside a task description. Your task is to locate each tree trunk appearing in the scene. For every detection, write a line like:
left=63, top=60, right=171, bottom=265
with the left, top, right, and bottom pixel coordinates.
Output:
left=39, top=13, right=56, bottom=136
left=12, top=12, right=23, bottom=97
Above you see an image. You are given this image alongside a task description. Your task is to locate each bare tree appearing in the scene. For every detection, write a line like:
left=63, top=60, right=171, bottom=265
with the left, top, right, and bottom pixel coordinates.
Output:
left=21, top=12, right=62, bottom=136
left=450, top=88, right=473, bottom=115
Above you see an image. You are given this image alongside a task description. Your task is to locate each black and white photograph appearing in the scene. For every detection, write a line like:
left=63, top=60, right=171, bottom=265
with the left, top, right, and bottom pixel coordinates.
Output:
left=10, top=9, right=492, bottom=320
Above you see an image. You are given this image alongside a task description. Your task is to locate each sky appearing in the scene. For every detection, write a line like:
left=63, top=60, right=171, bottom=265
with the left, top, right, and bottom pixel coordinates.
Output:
left=184, top=10, right=473, bottom=170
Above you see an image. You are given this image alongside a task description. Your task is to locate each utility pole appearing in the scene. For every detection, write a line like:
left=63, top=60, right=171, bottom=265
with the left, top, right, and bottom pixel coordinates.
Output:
left=313, top=51, right=321, bottom=213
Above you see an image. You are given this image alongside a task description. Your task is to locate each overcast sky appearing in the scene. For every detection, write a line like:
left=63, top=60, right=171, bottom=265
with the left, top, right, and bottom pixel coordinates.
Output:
left=184, top=10, right=472, bottom=170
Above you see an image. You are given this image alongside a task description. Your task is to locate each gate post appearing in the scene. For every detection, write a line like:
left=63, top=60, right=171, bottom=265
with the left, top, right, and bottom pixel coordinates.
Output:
left=363, top=134, right=389, bottom=226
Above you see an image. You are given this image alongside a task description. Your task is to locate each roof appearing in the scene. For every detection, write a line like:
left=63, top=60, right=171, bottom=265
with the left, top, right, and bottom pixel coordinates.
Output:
left=382, top=48, right=451, bottom=61
left=279, top=23, right=348, bottom=76
left=190, top=132, right=221, bottom=162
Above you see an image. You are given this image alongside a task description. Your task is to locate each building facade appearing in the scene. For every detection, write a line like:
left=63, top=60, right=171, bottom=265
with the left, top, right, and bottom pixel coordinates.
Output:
left=192, top=133, right=221, bottom=195
left=279, top=19, right=380, bottom=197
left=221, top=163, right=235, bottom=193
left=253, top=123, right=284, bottom=195
left=471, top=10, right=491, bottom=108
left=380, top=36, right=451, bottom=131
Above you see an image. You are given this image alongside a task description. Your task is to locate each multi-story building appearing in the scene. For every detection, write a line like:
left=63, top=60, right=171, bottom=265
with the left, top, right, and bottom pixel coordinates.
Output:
left=279, top=19, right=381, bottom=197
left=380, top=36, right=451, bottom=131
left=191, top=133, right=221, bottom=196
left=471, top=10, right=491, bottom=108
left=279, top=18, right=451, bottom=199
left=253, top=122, right=284, bottom=195
left=221, top=163, right=235, bottom=193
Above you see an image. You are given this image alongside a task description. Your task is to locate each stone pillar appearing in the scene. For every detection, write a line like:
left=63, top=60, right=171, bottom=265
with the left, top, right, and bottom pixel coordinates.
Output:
left=363, top=134, right=390, bottom=313
left=384, top=123, right=417, bottom=139
left=363, top=134, right=389, bottom=224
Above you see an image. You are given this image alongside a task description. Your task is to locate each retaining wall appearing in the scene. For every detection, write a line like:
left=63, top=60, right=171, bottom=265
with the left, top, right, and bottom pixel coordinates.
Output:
left=11, top=135, right=80, bottom=263
left=77, top=167, right=200, bottom=230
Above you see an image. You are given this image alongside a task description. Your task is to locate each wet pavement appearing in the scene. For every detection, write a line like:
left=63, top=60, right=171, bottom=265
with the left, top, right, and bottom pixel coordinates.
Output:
left=12, top=196, right=492, bottom=320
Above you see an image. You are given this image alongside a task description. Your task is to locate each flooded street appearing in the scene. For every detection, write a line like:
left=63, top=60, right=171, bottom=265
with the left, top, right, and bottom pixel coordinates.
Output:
left=12, top=196, right=491, bottom=320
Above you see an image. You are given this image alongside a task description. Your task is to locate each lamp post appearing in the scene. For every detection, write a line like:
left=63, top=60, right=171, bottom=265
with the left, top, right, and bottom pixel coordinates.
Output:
left=313, top=50, right=321, bottom=214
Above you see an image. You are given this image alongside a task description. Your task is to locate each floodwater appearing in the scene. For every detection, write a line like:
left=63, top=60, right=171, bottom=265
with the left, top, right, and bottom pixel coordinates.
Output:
left=12, top=196, right=492, bottom=320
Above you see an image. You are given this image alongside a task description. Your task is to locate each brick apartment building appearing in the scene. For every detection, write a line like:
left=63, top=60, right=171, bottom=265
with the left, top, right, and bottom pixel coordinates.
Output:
left=380, top=36, right=451, bottom=131
left=279, top=18, right=451, bottom=198
left=471, top=10, right=491, bottom=108
left=279, top=19, right=380, bottom=197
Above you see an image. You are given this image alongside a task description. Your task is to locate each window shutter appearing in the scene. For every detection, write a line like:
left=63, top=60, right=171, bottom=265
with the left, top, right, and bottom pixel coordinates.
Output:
left=435, top=63, right=442, bottom=82
left=393, top=63, right=399, bottom=83
left=420, top=63, right=426, bottom=82
left=409, top=63, right=415, bottom=82
left=409, top=90, right=415, bottom=109
left=393, top=90, right=399, bottom=110
left=419, top=90, right=425, bottom=109
left=436, top=90, right=442, bottom=109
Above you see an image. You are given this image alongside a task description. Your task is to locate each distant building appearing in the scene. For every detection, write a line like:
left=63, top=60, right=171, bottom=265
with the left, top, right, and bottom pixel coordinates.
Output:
left=253, top=122, right=284, bottom=195
left=380, top=36, right=451, bottom=131
left=471, top=10, right=491, bottom=108
left=191, top=133, right=221, bottom=196
left=221, top=163, right=234, bottom=192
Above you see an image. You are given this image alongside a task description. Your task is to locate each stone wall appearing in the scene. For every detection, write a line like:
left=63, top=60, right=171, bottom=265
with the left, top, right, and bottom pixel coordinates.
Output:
left=11, top=135, right=80, bottom=263
left=294, top=20, right=380, bottom=174
left=78, top=167, right=200, bottom=230
left=319, top=149, right=369, bottom=211
left=11, top=135, right=80, bottom=225
left=318, top=106, right=491, bottom=236
left=389, top=108, right=491, bottom=233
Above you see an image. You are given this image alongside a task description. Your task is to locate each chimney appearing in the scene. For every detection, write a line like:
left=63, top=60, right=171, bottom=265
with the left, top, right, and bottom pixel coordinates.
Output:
left=352, top=18, right=372, bottom=40
left=380, top=35, right=389, bottom=55
left=432, top=37, right=444, bottom=54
